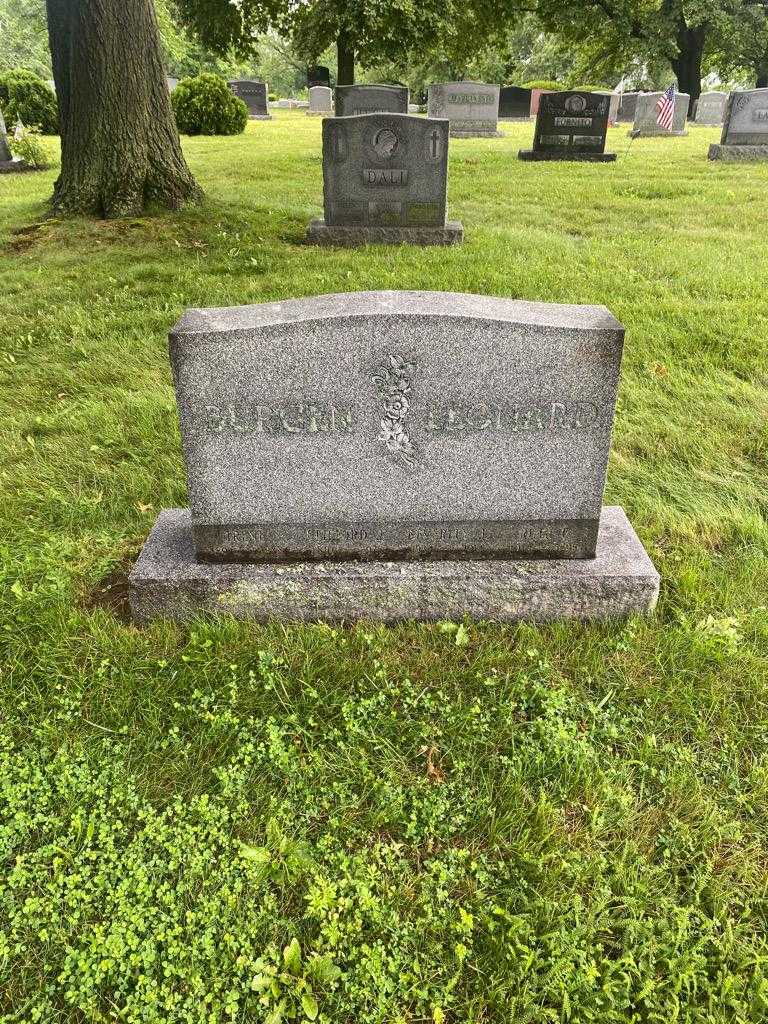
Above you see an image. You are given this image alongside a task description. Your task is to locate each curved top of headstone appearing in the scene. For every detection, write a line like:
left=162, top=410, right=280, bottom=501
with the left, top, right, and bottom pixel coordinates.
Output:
left=171, top=290, right=622, bottom=339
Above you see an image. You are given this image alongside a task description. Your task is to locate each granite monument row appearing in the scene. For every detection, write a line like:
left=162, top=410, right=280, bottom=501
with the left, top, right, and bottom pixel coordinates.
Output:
left=709, top=89, right=768, bottom=161
left=630, top=91, right=690, bottom=136
left=519, top=91, right=616, bottom=162
left=335, top=84, right=409, bottom=117
left=129, top=291, right=659, bottom=623
left=427, top=82, right=501, bottom=137
left=498, top=86, right=533, bottom=120
left=694, top=91, right=727, bottom=125
left=306, top=113, right=462, bottom=246
left=307, top=86, right=333, bottom=116
left=228, top=80, right=271, bottom=119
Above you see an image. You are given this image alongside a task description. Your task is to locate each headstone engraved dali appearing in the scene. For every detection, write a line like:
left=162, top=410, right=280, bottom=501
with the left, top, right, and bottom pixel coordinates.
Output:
left=519, top=91, right=616, bottom=162
left=630, top=91, right=689, bottom=136
left=334, top=84, right=409, bottom=117
left=129, top=291, right=660, bottom=623
left=228, top=80, right=271, bottom=119
left=709, top=89, right=768, bottom=161
left=306, top=113, right=463, bottom=246
left=695, top=91, right=726, bottom=125
left=427, top=82, right=501, bottom=137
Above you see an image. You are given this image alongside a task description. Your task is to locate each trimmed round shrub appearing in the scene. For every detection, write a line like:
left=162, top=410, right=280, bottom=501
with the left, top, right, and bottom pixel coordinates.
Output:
left=521, top=79, right=560, bottom=91
left=0, top=69, right=58, bottom=134
left=172, top=73, right=248, bottom=135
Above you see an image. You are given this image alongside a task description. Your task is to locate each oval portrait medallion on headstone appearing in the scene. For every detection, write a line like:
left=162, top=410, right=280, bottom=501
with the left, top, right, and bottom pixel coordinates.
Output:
left=372, top=126, right=400, bottom=159
left=565, top=95, right=587, bottom=114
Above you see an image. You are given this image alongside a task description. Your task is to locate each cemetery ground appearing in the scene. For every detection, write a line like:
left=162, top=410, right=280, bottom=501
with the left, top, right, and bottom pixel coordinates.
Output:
left=1, top=111, right=768, bottom=1022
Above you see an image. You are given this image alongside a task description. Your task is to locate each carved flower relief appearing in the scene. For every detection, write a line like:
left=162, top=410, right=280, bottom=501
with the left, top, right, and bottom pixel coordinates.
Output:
left=372, top=354, right=417, bottom=467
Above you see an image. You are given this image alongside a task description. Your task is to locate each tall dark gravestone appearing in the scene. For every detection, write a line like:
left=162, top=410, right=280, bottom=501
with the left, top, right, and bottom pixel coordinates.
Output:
left=307, top=66, right=331, bottom=89
left=306, top=113, right=463, bottom=245
left=519, top=91, right=616, bottom=162
left=335, top=85, right=409, bottom=117
left=499, top=86, right=533, bottom=120
left=228, top=80, right=271, bottom=119
left=128, top=291, right=660, bottom=623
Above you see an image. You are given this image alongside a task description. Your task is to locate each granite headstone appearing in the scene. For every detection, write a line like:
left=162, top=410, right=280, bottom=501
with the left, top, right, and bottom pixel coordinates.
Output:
left=427, top=82, right=501, bottom=137
left=335, top=85, right=409, bottom=117
left=0, top=105, right=28, bottom=173
left=709, top=89, right=768, bottom=161
left=594, top=90, right=620, bottom=124
left=630, top=91, right=689, bottom=136
left=308, top=65, right=331, bottom=89
left=616, top=92, right=640, bottom=123
left=306, top=113, right=461, bottom=246
left=519, top=91, right=616, bottom=162
left=228, top=80, right=271, bottom=119
left=307, top=86, right=333, bottom=116
left=129, top=291, right=659, bottom=622
left=694, top=91, right=726, bottom=125
left=530, top=88, right=556, bottom=115
left=499, top=86, right=532, bottom=120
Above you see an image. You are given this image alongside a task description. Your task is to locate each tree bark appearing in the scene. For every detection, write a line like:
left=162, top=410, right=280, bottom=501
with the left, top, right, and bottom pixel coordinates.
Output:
left=46, top=0, right=202, bottom=218
left=757, top=57, right=768, bottom=88
left=670, top=20, right=706, bottom=103
left=336, top=31, right=355, bottom=86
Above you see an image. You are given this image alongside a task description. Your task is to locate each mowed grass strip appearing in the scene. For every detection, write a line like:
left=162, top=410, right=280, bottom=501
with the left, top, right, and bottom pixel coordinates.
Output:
left=0, top=113, right=767, bottom=1023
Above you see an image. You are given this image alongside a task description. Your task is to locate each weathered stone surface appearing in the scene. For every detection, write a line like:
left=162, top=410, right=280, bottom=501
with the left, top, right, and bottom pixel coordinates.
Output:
left=307, top=113, right=461, bottom=245
left=695, top=91, right=726, bottom=125
left=129, top=506, right=660, bottom=624
left=719, top=89, right=768, bottom=147
left=629, top=92, right=689, bottom=136
left=307, top=86, right=333, bottom=116
left=0, top=106, right=13, bottom=163
left=306, top=219, right=463, bottom=246
left=594, top=90, right=620, bottom=123
left=335, top=85, right=408, bottom=117
left=616, top=92, right=640, bottom=123
left=519, top=91, right=616, bottom=162
left=228, top=80, right=271, bottom=119
left=427, top=82, right=501, bottom=137
left=169, top=291, right=624, bottom=562
left=499, top=86, right=532, bottom=120
left=708, top=143, right=768, bottom=161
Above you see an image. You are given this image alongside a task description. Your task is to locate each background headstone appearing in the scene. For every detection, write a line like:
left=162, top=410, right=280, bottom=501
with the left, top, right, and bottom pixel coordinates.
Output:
left=427, top=82, right=501, bottom=137
left=228, top=80, right=271, bottom=119
left=499, top=86, right=532, bottom=120
left=695, top=91, right=726, bottom=124
left=307, top=113, right=462, bottom=245
left=307, top=65, right=331, bottom=89
left=709, top=89, right=768, bottom=160
left=630, top=91, right=689, bottom=136
left=0, top=106, right=13, bottom=164
left=308, top=86, right=333, bottom=116
left=530, top=88, right=556, bottom=115
left=335, top=85, right=409, bottom=117
left=616, top=91, right=640, bottom=122
left=519, top=91, right=616, bottom=162
left=594, top=90, right=620, bottom=124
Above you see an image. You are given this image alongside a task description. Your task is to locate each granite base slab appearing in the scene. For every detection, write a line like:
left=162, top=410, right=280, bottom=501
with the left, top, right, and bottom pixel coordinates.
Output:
left=129, top=506, right=659, bottom=624
left=0, top=158, right=34, bottom=173
left=709, top=143, right=768, bottom=161
left=518, top=150, right=617, bottom=162
left=628, top=130, right=687, bottom=138
left=306, top=218, right=464, bottom=247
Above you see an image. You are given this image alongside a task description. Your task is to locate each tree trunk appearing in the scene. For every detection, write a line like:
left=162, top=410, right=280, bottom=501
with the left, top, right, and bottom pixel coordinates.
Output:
left=756, top=56, right=768, bottom=88
left=46, top=0, right=202, bottom=217
left=670, top=20, right=706, bottom=104
left=336, top=31, right=355, bottom=86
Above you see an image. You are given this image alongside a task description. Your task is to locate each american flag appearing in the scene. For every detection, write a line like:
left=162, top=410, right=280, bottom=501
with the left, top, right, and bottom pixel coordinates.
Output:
left=656, top=84, right=676, bottom=130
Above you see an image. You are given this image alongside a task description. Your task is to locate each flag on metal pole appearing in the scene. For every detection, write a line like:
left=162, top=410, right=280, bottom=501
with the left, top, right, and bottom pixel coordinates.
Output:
left=656, top=84, right=676, bottom=130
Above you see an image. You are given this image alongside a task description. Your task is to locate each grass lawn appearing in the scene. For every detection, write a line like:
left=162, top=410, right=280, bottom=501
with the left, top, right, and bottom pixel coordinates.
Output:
left=1, top=111, right=768, bottom=1023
